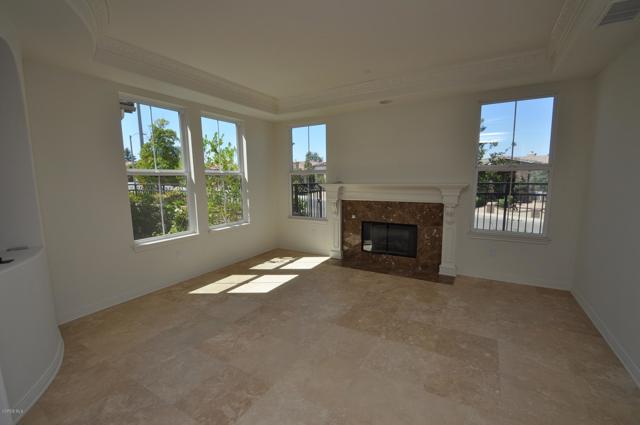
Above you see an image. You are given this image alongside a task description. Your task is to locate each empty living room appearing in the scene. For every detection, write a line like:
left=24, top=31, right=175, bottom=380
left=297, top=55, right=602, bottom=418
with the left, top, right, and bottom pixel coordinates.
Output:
left=1, top=0, right=640, bottom=424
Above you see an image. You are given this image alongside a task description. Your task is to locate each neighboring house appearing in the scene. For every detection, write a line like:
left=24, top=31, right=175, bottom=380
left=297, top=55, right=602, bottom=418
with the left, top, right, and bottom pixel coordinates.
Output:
left=292, top=160, right=327, bottom=171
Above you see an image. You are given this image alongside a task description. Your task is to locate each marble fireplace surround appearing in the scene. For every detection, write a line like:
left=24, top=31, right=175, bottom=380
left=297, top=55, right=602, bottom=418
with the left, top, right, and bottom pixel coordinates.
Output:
left=322, top=184, right=467, bottom=277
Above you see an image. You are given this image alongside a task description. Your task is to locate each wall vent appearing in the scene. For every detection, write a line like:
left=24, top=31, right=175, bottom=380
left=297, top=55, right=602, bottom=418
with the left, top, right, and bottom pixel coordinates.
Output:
left=599, top=0, right=640, bottom=25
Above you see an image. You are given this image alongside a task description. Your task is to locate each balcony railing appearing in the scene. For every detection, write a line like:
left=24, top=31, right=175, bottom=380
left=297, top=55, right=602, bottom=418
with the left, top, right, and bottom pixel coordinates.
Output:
left=292, top=183, right=326, bottom=218
left=475, top=182, right=548, bottom=234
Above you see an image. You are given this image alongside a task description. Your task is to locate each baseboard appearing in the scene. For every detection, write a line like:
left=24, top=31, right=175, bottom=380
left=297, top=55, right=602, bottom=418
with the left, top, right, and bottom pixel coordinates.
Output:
left=457, top=269, right=572, bottom=290
left=57, top=281, right=169, bottom=324
left=572, top=289, right=640, bottom=389
left=57, top=243, right=278, bottom=324
left=13, top=337, right=64, bottom=423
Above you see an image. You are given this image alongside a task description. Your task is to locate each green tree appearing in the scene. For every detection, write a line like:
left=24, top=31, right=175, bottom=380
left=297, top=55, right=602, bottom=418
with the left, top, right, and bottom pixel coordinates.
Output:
left=476, top=118, right=514, bottom=208
left=203, top=132, right=243, bottom=225
left=136, top=118, right=182, bottom=175
left=304, top=151, right=323, bottom=170
left=124, top=147, right=136, bottom=163
left=128, top=119, right=188, bottom=239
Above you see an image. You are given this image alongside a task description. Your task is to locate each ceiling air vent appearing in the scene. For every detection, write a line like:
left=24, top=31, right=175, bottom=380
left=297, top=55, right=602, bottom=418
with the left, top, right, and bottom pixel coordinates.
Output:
left=599, top=0, right=640, bottom=26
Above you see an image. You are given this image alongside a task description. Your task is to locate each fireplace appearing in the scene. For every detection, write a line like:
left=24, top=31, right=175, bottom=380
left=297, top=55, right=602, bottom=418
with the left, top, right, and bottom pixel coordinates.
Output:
left=322, top=183, right=467, bottom=279
left=340, top=200, right=443, bottom=281
left=362, top=221, right=418, bottom=258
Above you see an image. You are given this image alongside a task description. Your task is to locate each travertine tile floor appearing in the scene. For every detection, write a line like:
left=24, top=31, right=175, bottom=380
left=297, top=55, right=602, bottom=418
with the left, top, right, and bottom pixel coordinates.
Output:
left=22, top=250, right=640, bottom=425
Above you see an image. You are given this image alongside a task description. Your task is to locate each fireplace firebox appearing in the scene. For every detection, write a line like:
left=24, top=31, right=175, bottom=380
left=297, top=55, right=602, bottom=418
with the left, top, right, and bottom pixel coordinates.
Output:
left=361, top=221, right=418, bottom=258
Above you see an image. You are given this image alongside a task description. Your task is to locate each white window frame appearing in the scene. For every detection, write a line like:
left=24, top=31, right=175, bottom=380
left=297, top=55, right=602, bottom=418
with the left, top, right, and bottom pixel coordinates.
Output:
left=120, top=95, right=197, bottom=246
left=288, top=123, right=328, bottom=221
left=470, top=95, right=557, bottom=241
left=201, top=112, right=249, bottom=230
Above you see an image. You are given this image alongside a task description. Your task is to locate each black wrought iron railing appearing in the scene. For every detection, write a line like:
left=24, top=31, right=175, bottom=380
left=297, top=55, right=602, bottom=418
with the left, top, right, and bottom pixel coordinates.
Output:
left=127, top=181, right=187, bottom=195
left=292, top=183, right=326, bottom=218
left=475, top=182, right=548, bottom=234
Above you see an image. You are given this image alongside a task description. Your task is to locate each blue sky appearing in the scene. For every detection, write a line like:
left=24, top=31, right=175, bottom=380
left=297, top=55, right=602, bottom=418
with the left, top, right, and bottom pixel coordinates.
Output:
left=121, top=100, right=550, bottom=166
left=291, top=124, right=326, bottom=163
left=121, top=103, right=239, bottom=167
left=121, top=103, right=182, bottom=164
left=479, top=97, right=554, bottom=160
left=201, top=116, right=239, bottom=166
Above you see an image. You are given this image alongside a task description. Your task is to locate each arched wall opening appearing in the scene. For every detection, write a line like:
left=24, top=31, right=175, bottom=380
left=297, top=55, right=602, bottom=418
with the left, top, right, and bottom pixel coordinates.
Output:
left=0, top=34, right=63, bottom=424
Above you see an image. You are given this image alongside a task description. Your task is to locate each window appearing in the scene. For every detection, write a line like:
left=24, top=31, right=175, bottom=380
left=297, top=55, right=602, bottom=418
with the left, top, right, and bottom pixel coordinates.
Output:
left=120, top=99, right=194, bottom=241
left=474, top=97, right=554, bottom=235
left=290, top=124, right=327, bottom=219
left=201, top=115, right=246, bottom=227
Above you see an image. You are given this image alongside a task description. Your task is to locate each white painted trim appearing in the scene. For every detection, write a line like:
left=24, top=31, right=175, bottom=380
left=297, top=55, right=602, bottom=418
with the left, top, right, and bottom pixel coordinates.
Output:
left=288, top=123, right=328, bottom=219
left=287, top=216, right=328, bottom=223
left=208, top=220, right=249, bottom=232
left=200, top=114, right=250, bottom=224
left=56, top=243, right=277, bottom=324
left=572, top=289, right=640, bottom=389
left=548, top=0, right=588, bottom=65
left=65, top=0, right=109, bottom=45
left=12, top=338, right=64, bottom=423
left=278, top=49, right=551, bottom=113
left=132, top=231, right=198, bottom=252
left=65, top=1, right=615, bottom=117
left=67, top=2, right=556, bottom=117
left=457, top=271, right=572, bottom=290
left=96, top=36, right=278, bottom=114
left=470, top=95, right=558, bottom=239
left=322, top=183, right=467, bottom=276
left=120, top=96, right=199, bottom=245
left=469, top=231, right=551, bottom=245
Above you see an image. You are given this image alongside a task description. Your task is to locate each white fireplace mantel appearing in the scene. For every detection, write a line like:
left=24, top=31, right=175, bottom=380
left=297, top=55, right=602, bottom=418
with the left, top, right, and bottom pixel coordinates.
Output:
left=321, top=183, right=467, bottom=277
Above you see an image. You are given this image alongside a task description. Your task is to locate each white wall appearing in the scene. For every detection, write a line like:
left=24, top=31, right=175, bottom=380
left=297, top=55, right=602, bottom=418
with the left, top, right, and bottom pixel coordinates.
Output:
left=23, top=60, right=277, bottom=323
left=0, top=15, right=63, bottom=422
left=0, top=19, right=41, bottom=251
left=275, top=79, right=595, bottom=289
left=573, top=37, right=640, bottom=386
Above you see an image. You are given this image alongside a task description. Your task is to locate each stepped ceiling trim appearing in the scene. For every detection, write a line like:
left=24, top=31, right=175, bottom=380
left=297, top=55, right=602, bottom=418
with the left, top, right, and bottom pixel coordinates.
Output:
left=67, top=0, right=595, bottom=116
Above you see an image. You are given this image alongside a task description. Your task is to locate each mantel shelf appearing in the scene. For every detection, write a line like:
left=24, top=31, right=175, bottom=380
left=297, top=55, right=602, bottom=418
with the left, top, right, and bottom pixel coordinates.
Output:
left=321, top=183, right=468, bottom=206
left=321, top=182, right=467, bottom=277
left=321, top=183, right=468, bottom=191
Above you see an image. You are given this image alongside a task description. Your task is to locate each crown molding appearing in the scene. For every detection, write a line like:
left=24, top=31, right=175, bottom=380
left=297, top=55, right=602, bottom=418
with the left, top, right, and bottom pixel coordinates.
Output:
left=92, top=34, right=550, bottom=116
left=278, top=49, right=551, bottom=113
left=548, top=0, right=617, bottom=71
left=66, top=0, right=573, bottom=117
left=94, top=36, right=279, bottom=114
left=65, top=0, right=110, bottom=45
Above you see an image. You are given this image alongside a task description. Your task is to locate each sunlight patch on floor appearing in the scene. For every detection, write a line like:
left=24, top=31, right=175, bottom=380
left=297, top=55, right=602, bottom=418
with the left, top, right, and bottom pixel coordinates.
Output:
left=280, top=256, right=330, bottom=270
left=250, top=257, right=296, bottom=270
left=228, top=274, right=298, bottom=293
left=189, top=275, right=257, bottom=294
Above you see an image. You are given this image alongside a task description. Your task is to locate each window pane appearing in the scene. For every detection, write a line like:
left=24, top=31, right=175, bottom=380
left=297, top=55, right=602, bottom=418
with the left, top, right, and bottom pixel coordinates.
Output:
left=206, top=174, right=244, bottom=226
left=291, top=173, right=326, bottom=218
left=513, top=97, right=554, bottom=164
left=201, top=116, right=239, bottom=171
left=292, top=124, right=326, bottom=171
left=478, top=101, right=515, bottom=165
left=121, top=102, right=183, bottom=171
left=128, top=175, right=189, bottom=240
left=474, top=170, right=549, bottom=234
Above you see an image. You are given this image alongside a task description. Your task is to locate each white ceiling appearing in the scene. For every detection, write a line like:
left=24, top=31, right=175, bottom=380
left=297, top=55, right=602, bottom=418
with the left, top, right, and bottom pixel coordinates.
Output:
left=104, top=0, right=563, bottom=99
left=3, top=0, right=640, bottom=118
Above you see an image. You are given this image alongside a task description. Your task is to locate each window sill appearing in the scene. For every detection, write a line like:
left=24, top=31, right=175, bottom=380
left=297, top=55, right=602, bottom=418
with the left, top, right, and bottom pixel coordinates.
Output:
left=132, top=231, right=198, bottom=252
left=208, top=220, right=249, bottom=232
left=287, top=216, right=328, bottom=223
left=468, top=231, right=550, bottom=244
